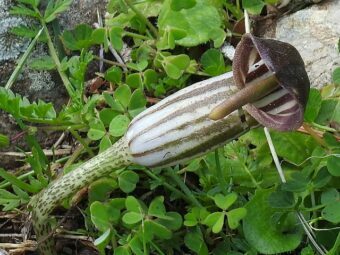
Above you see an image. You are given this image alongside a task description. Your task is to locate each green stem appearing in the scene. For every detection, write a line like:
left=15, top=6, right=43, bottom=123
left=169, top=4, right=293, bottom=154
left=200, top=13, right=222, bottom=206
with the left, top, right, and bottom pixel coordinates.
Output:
left=142, top=169, right=192, bottom=204
left=30, top=138, right=132, bottom=255
left=0, top=168, right=39, bottom=193
left=124, top=31, right=151, bottom=41
left=165, top=168, right=203, bottom=208
left=123, top=0, right=158, bottom=38
left=39, top=17, right=75, bottom=97
left=312, top=122, right=337, bottom=132
left=93, top=56, right=127, bottom=68
left=69, top=129, right=95, bottom=157
left=5, top=27, right=44, bottom=89
left=29, top=124, right=86, bottom=131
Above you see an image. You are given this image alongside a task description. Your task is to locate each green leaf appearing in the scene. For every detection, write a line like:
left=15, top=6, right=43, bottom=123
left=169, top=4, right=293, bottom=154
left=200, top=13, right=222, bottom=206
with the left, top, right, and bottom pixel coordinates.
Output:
left=126, top=73, right=143, bottom=89
left=125, top=196, right=142, bottom=213
left=94, top=229, right=112, bottom=251
left=321, top=189, right=339, bottom=205
left=109, top=27, right=124, bottom=51
left=157, top=211, right=183, bottom=230
left=158, top=0, right=224, bottom=47
left=114, top=246, right=131, bottom=255
left=201, top=49, right=225, bottom=76
left=322, top=202, right=340, bottom=223
left=126, top=60, right=148, bottom=72
left=0, top=134, right=10, bottom=148
left=10, top=5, right=39, bottom=18
left=18, top=0, right=40, bottom=7
left=226, top=207, right=247, bottom=230
left=88, top=177, right=117, bottom=203
left=184, top=207, right=209, bottom=227
left=99, top=135, right=112, bottom=153
left=282, top=172, right=309, bottom=192
left=327, top=155, right=340, bottom=177
left=313, top=167, right=331, bottom=188
left=184, top=229, right=209, bottom=255
left=162, top=54, right=190, bottom=79
left=61, top=24, right=93, bottom=51
left=90, top=201, right=111, bottom=231
left=122, top=211, right=143, bottom=224
left=243, top=189, right=303, bottom=254
left=103, top=93, right=125, bottom=112
left=105, top=66, right=123, bottom=84
left=44, top=0, right=72, bottom=23
left=144, top=220, right=172, bottom=239
left=268, top=190, right=295, bottom=208
left=270, top=131, right=317, bottom=164
left=203, top=212, right=225, bottom=233
left=109, top=115, right=130, bottom=137
left=304, top=88, right=322, bottom=122
left=114, top=85, right=131, bottom=108
left=118, top=170, right=139, bottom=193
left=315, top=99, right=340, bottom=126
left=148, top=196, right=166, bottom=217
left=242, top=0, right=265, bottom=15
left=0, top=189, right=21, bottom=211
left=332, top=67, right=340, bottom=85
left=213, top=193, right=237, bottom=210
left=91, top=28, right=106, bottom=44
left=170, top=0, right=196, bottom=11
left=100, top=108, right=119, bottom=126
left=128, top=89, right=146, bottom=117
left=10, top=26, right=47, bottom=42
left=28, top=56, right=56, bottom=71
left=87, top=119, right=106, bottom=141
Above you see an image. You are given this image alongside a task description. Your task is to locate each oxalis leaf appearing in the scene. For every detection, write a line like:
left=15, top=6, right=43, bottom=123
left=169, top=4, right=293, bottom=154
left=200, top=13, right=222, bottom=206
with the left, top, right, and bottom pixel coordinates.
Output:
left=243, top=189, right=303, bottom=254
left=158, top=0, right=226, bottom=47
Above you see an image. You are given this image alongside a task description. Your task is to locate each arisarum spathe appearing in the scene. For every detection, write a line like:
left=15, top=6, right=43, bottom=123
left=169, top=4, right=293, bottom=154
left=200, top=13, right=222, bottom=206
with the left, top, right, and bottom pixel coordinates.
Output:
left=30, top=34, right=310, bottom=255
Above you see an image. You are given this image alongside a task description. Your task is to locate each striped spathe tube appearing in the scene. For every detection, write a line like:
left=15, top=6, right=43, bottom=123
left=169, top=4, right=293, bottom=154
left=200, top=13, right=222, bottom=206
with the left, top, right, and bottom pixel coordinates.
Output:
left=127, top=34, right=310, bottom=168
left=126, top=72, right=259, bottom=167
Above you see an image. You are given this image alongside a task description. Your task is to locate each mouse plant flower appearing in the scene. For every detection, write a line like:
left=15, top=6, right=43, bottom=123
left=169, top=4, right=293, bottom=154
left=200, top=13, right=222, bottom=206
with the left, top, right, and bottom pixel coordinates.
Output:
left=29, top=34, right=310, bottom=255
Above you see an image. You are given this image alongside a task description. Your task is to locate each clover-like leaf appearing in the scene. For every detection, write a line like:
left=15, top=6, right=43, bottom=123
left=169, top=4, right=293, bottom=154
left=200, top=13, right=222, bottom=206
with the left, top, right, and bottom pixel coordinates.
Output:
left=213, top=193, right=237, bottom=210
left=201, top=49, right=225, bottom=76
left=226, top=207, right=247, bottom=229
left=88, top=119, right=106, bottom=140
left=327, top=155, right=340, bottom=177
left=242, top=0, right=265, bottom=15
left=161, top=54, right=190, bottom=79
left=118, top=170, right=139, bottom=193
left=203, top=212, right=225, bottom=233
left=109, top=115, right=130, bottom=137
left=90, top=201, right=111, bottom=231
left=122, top=211, right=143, bottom=225
left=148, top=196, right=166, bottom=217
left=114, top=84, right=131, bottom=108
left=105, top=66, right=123, bottom=84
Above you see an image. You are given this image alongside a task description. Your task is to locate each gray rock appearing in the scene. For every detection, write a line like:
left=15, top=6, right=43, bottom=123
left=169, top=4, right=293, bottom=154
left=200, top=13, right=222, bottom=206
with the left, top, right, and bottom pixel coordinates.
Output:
left=274, top=0, right=340, bottom=88
left=0, top=0, right=107, bottom=169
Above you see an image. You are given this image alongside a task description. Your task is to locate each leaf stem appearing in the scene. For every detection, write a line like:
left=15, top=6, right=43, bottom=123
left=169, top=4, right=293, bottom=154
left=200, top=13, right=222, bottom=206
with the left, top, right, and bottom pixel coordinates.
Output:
left=5, top=27, right=44, bottom=89
left=0, top=168, right=39, bottom=193
left=165, top=168, right=203, bottom=208
left=40, top=18, right=75, bottom=97
left=68, top=129, right=95, bottom=157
